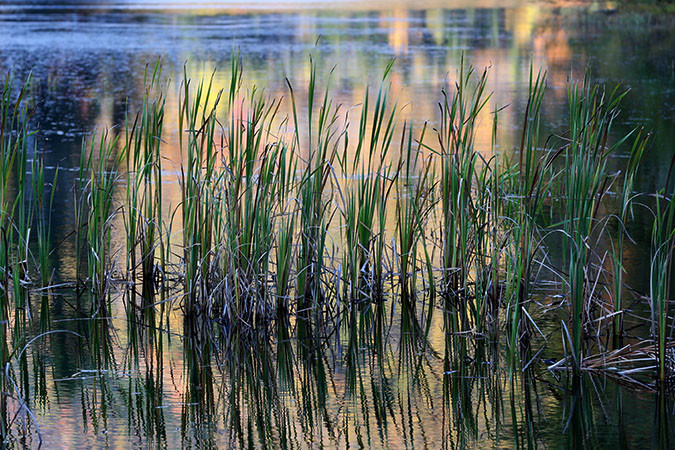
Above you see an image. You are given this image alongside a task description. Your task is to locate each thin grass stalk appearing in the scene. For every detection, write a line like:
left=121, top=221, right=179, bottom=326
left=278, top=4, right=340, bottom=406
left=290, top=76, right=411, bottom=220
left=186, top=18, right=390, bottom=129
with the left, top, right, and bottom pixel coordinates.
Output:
left=611, top=130, right=649, bottom=339
left=651, top=155, right=675, bottom=382
left=32, top=151, right=58, bottom=332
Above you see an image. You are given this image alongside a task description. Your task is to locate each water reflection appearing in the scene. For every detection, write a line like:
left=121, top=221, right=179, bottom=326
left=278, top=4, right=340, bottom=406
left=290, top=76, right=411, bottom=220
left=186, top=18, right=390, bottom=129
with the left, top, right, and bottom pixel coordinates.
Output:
left=0, top=0, right=674, bottom=448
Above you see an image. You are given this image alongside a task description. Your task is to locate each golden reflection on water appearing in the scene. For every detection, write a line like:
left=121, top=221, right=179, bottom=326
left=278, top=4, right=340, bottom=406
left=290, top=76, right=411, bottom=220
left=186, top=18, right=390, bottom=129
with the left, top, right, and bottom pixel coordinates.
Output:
left=2, top=0, right=666, bottom=447
left=38, top=7, right=571, bottom=443
left=139, top=0, right=579, bottom=168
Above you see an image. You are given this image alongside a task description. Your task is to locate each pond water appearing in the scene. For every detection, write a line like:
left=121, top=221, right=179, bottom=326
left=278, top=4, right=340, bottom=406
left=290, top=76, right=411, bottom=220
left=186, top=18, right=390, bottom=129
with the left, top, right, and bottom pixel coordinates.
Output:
left=0, top=0, right=674, bottom=448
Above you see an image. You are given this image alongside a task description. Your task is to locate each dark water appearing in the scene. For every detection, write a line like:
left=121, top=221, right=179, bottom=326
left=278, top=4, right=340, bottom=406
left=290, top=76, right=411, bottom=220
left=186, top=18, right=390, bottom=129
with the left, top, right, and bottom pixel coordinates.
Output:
left=0, top=0, right=674, bottom=447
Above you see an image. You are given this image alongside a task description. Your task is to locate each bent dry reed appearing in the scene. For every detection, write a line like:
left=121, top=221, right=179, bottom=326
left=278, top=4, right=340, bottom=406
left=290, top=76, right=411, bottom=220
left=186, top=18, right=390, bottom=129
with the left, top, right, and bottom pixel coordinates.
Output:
left=0, top=57, right=673, bottom=448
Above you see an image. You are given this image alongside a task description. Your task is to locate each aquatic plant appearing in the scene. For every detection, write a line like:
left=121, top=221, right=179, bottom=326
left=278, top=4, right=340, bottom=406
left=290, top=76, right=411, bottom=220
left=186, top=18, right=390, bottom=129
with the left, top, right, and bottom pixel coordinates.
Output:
left=611, top=130, right=650, bottom=339
left=0, top=72, right=33, bottom=442
left=125, top=60, right=166, bottom=309
left=563, top=75, right=631, bottom=373
left=650, top=155, right=675, bottom=382
left=178, top=65, right=222, bottom=317
left=0, top=54, right=672, bottom=447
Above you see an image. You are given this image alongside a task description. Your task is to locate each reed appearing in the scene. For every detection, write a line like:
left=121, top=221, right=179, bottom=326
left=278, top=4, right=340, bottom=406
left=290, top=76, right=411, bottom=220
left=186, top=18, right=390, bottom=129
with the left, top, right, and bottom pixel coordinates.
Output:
left=650, top=155, right=675, bottom=382
left=611, top=130, right=650, bottom=339
left=395, top=120, right=433, bottom=350
left=339, top=61, right=398, bottom=384
left=288, top=60, right=341, bottom=353
left=31, top=151, right=58, bottom=333
left=219, top=83, right=284, bottom=333
left=437, top=60, right=490, bottom=336
left=273, top=133, right=297, bottom=385
left=503, top=66, right=553, bottom=371
left=125, top=60, right=166, bottom=309
left=0, top=56, right=673, bottom=446
left=76, top=129, right=124, bottom=369
left=0, top=72, right=34, bottom=441
left=564, top=74, right=630, bottom=373
left=178, top=65, right=223, bottom=317
left=10, top=86, right=33, bottom=406
left=84, top=130, right=123, bottom=305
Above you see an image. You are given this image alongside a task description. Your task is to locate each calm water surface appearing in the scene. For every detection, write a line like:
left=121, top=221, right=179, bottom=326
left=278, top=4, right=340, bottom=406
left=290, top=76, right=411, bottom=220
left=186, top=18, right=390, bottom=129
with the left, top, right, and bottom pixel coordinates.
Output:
left=0, top=0, right=673, bottom=448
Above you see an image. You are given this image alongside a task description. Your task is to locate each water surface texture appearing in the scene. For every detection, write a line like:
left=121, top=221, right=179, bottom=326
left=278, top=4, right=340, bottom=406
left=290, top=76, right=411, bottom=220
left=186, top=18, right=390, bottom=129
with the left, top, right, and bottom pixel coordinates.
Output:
left=0, top=0, right=674, bottom=448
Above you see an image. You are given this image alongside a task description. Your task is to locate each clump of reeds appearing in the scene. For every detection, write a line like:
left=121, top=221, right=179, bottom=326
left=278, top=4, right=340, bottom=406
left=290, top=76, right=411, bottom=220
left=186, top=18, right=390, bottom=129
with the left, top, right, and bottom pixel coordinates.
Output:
left=503, top=66, right=553, bottom=371
left=563, top=75, right=630, bottom=373
left=437, top=60, right=490, bottom=335
left=1, top=54, right=675, bottom=447
left=338, top=61, right=398, bottom=382
left=395, top=119, right=433, bottom=352
left=217, top=77, right=286, bottom=334
left=289, top=60, right=341, bottom=338
left=178, top=65, right=223, bottom=318
left=74, top=129, right=124, bottom=369
left=125, top=60, right=166, bottom=310
left=0, top=72, right=35, bottom=442
left=81, top=131, right=123, bottom=306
